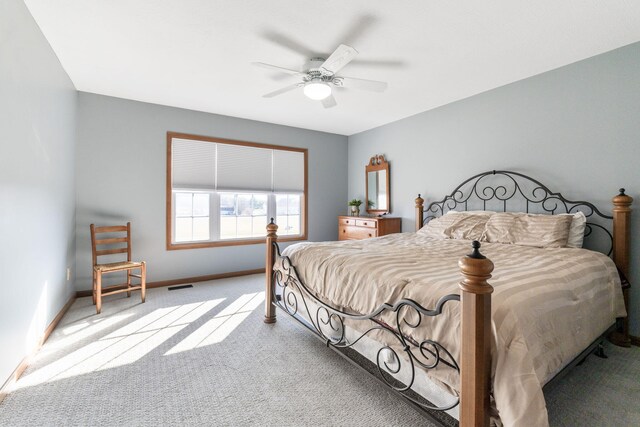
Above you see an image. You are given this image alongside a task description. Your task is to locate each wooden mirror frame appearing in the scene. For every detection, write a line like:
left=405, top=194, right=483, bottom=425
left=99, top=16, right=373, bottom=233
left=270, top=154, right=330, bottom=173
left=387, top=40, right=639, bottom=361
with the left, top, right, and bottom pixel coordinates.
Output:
left=365, top=155, right=390, bottom=214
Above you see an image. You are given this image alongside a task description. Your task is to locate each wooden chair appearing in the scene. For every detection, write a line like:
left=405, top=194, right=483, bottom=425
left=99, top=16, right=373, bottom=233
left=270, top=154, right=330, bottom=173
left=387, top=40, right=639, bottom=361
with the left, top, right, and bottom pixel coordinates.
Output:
left=90, top=222, right=146, bottom=314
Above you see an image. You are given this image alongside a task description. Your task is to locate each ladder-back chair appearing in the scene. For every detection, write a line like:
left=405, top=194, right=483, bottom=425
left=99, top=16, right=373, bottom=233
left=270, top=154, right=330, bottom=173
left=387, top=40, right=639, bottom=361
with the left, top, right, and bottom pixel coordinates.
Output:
left=90, top=222, right=146, bottom=314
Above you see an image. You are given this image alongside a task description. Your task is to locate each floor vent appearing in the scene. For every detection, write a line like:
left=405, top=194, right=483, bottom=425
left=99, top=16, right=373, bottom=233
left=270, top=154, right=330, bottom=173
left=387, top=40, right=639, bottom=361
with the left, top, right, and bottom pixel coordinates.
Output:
left=168, top=284, right=194, bottom=291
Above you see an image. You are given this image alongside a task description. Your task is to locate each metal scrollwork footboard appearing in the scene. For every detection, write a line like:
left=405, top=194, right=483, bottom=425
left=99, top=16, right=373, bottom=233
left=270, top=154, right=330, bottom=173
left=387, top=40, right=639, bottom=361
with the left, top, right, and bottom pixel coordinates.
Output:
left=270, top=241, right=461, bottom=412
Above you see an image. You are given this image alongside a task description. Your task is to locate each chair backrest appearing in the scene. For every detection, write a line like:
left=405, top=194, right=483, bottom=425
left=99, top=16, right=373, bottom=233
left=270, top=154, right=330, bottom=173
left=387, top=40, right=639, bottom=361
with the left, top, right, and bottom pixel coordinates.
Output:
left=90, top=222, right=132, bottom=266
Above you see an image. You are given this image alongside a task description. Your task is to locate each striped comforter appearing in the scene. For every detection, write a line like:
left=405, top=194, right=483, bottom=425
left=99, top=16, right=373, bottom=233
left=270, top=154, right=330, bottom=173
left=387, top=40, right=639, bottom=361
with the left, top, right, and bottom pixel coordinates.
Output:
left=281, top=233, right=625, bottom=427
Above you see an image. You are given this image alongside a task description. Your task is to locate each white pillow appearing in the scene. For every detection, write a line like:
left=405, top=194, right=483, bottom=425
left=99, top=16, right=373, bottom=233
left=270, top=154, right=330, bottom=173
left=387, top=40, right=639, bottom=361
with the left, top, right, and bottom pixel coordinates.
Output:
left=481, top=212, right=573, bottom=248
left=561, top=211, right=587, bottom=248
left=447, top=210, right=496, bottom=215
left=443, top=210, right=586, bottom=247
left=419, top=212, right=493, bottom=241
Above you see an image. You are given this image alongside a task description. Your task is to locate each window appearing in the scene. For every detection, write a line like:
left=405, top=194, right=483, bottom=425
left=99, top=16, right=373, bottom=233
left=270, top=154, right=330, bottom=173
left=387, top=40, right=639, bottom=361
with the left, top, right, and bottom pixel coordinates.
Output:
left=166, top=132, right=307, bottom=249
left=175, top=192, right=210, bottom=242
left=219, top=193, right=267, bottom=240
left=276, top=194, right=301, bottom=236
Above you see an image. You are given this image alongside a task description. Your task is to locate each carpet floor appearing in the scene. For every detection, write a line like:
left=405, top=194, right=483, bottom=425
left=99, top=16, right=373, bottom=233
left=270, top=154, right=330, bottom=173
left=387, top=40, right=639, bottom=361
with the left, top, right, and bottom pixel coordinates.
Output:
left=0, top=274, right=638, bottom=426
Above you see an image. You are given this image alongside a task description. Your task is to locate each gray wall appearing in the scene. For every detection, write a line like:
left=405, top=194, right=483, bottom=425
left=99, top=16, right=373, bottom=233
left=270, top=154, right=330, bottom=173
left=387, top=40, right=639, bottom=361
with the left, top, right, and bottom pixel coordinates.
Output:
left=76, top=93, right=348, bottom=290
left=348, top=42, right=640, bottom=336
left=0, top=0, right=77, bottom=384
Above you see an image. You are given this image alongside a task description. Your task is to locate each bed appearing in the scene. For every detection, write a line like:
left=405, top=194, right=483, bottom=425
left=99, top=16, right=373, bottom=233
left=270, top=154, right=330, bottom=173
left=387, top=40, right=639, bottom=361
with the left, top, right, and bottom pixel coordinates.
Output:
left=262, top=170, right=633, bottom=427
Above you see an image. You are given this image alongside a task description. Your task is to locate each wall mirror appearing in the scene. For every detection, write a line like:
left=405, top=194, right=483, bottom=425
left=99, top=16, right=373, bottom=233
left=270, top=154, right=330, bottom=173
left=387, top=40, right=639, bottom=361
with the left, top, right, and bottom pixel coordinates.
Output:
left=366, top=155, right=390, bottom=214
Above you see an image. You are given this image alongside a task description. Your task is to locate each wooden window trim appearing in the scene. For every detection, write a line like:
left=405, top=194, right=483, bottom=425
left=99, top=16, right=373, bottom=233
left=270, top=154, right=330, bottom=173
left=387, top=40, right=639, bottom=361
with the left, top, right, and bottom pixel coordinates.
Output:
left=166, top=131, right=308, bottom=250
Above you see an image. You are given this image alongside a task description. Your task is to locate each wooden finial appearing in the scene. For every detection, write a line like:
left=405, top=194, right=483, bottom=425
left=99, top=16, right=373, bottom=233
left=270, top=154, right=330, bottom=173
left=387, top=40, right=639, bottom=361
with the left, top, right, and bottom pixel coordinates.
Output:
left=613, top=188, right=633, bottom=209
left=468, top=240, right=486, bottom=259
left=267, top=218, right=278, bottom=238
left=459, top=241, right=494, bottom=293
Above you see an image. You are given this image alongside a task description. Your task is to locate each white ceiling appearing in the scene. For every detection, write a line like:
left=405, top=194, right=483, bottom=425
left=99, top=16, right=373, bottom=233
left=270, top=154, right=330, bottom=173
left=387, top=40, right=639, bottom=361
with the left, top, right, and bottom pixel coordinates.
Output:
left=25, top=1, right=640, bottom=136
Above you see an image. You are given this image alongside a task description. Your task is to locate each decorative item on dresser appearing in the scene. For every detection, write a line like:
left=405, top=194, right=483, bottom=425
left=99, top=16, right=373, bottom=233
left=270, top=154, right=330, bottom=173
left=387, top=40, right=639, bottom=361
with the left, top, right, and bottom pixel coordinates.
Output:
left=347, top=199, right=363, bottom=216
left=338, top=215, right=401, bottom=240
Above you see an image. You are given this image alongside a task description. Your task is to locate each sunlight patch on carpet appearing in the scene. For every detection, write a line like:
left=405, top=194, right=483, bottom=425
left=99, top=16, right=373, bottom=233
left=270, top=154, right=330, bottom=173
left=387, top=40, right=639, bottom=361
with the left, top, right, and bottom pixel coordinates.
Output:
left=16, top=299, right=224, bottom=389
left=165, top=292, right=264, bottom=355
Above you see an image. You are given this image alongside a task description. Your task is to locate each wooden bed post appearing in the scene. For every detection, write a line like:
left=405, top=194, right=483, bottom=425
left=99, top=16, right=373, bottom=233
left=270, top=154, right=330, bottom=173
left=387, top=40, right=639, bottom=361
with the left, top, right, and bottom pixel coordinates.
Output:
left=458, top=241, right=494, bottom=427
left=611, top=189, right=633, bottom=347
left=415, top=194, right=424, bottom=231
left=264, top=218, right=278, bottom=324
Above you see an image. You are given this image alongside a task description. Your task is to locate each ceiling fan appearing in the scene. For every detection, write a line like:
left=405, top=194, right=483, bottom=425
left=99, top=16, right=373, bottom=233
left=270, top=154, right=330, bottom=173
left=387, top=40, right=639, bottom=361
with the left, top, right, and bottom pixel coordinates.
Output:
left=253, top=44, right=388, bottom=108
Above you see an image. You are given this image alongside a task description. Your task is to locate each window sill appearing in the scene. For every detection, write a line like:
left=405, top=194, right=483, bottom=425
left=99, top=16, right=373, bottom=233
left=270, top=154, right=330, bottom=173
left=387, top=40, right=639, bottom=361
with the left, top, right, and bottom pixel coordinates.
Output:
left=166, top=234, right=307, bottom=251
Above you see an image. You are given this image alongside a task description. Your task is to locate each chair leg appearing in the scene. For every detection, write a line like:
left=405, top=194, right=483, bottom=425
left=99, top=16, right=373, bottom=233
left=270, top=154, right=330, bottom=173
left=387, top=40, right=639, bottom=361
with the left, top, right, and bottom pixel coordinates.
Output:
left=140, top=262, right=146, bottom=304
left=92, top=270, right=97, bottom=305
left=126, top=270, right=132, bottom=298
left=96, top=272, right=102, bottom=314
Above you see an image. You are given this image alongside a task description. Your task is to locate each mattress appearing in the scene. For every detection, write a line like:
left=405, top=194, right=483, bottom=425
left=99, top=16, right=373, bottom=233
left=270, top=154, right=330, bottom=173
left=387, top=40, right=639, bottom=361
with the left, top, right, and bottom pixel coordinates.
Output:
left=277, top=233, right=625, bottom=427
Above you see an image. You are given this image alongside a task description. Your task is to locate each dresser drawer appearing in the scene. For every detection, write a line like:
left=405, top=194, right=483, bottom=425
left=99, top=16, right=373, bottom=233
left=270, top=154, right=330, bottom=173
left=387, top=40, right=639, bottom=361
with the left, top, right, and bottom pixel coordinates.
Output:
left=355, top=219, right=377, bottom=228
left=337, top=216, right=400, bottom=241
left=339, top=217, right=358, bottom=226
left=339, top=225, right=377, bottom=240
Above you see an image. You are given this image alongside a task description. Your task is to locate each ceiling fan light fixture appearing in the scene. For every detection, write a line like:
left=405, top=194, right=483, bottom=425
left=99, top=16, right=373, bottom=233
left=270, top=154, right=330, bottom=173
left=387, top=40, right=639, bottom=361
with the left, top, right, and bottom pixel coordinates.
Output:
left=303, top=81, right=331, bottom=100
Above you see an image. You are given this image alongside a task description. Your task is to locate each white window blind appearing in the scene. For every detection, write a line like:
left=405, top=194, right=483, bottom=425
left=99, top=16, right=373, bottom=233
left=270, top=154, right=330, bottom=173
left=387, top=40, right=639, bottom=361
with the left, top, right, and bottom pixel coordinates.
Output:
left=171, top=137, right=304, bottom=193
left=216, top=144, right=272, bottom=192
left=172, top=138, right=216, bottom=189
left=273, top=150, right=305, bottom=192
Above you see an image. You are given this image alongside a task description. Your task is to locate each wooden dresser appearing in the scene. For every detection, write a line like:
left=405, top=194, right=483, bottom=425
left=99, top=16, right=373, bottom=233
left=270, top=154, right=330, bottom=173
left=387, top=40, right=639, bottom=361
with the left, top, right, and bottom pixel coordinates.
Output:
left=338, top=216, right=402, bottom=241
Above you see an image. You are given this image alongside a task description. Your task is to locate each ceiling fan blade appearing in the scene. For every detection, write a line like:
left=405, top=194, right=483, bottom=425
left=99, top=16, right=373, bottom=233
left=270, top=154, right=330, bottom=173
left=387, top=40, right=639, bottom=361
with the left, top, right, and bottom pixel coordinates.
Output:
left=321, top=94, right=337, bottom=109
left=339, top=76, right=387, bottom=93
left=338, top=14, right=376, bottom=46
left=262, top=83, right=302, bottom=98
left=252, top=62, right=303, bottom=76
left=262, top=31, right=315, bottom=58
left=348, top=59, right=406, bottom=69
left=320, top=44, right=358, bottom=75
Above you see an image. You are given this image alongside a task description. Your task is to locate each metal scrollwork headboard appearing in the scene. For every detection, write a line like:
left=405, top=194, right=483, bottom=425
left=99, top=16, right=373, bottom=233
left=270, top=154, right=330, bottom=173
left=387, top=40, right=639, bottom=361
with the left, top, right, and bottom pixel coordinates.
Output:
left=423, top=170, right=614, bottom=255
